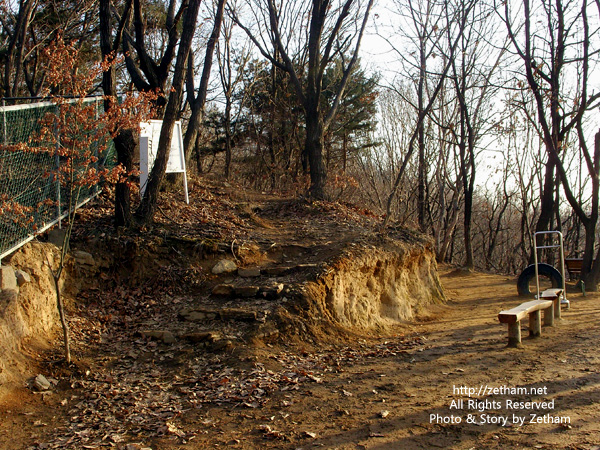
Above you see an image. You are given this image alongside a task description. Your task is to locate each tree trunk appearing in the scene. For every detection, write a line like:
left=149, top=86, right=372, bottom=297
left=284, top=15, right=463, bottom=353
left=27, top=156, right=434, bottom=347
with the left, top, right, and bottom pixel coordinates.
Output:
left=135, top=0, right=202, bottom=224
left=182, top=0, right=226, bottom=165
left=305, top=109, right=327, bottom=200
left=3, top=0, right=36, bottom=97
left=53, top=273, right=71, bottom=364
left=531, top=159, right=556, bottom=264
left=114, top=130, right=137, bottom=227
left=100, top=0, right=136, bottom=227
left=224, top=100, right=232, bottom=179
left=463, top=187, right=474, bottom=268
left=581, top=130, right=600, bottom=290
left=417, top=40, right=426, bottom=232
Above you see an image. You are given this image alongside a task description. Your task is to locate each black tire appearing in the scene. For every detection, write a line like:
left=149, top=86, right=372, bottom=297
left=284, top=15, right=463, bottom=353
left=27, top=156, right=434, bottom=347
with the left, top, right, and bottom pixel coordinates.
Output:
left=517, top=263, right=563, bottom=296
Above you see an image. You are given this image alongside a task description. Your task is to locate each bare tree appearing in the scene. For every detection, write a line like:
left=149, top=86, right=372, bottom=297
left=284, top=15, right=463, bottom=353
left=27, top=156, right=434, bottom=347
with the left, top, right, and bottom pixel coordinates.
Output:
left=445, top=1, right=506, bottom=268
left=216, top=2, right=250, bottom=178
left=118, top=0, right=190, bottom=114
left=381, top=0, right=477, bottom=229
left=1, top=0, right=98, bottom=97
left=232, top=0, right=374, bottom=199
left=384, top=0, right=448, bottom=232
left=182, top=0, right=227, bottom=168
left=1, top=0, right=37, bottom=97
left=502, top=0, right=600, bottom=288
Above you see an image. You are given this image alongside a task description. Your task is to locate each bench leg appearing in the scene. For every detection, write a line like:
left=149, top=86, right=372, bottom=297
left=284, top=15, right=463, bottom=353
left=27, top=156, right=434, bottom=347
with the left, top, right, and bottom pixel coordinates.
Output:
left=529, top=310, right=542, bottom=337
left=543, top=306, right=554, bottom=327
left=553, top=296, right=561, bottom=320
left=507, top=321, right=521, bottom=347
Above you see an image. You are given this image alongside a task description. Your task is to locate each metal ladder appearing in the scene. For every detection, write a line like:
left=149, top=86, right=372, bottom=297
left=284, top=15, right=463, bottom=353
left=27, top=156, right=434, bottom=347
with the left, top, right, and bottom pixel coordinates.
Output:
left=533, top=230, right=569, bottom=308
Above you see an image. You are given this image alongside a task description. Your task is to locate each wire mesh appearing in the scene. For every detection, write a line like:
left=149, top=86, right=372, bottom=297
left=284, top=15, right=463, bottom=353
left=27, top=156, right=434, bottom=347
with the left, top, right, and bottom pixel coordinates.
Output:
left=0, top=97, right=115, bottom=260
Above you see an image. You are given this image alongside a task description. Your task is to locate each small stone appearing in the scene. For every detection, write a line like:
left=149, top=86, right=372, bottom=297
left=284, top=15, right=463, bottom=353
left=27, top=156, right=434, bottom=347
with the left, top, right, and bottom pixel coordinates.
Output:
left=212, top=259, right=238, bottom=275
left=161, top=331, right=176, bottom=344
left=139, top=330, right=162, bottom=339
left=14, top=269, right=31, bottom=286
left=34, top=374, right=51, bottom=391
left=238, top=267, right=261, bottom=278
left=72, top=250, right=95, bottom=266
left=295, top=263, right=319, bottom=270
left=234, top=286, right=260, bottom=297
left=211, top=284, right=234, bottom=297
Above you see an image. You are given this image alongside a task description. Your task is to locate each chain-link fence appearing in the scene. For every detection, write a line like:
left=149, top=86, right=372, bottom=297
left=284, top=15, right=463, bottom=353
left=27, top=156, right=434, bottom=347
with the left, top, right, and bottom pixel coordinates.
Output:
left=0, top=96, right=114, bottom=260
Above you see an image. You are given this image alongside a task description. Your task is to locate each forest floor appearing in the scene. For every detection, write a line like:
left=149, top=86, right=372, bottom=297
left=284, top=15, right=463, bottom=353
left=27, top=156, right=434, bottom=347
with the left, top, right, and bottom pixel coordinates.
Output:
left=1, top=181, right=600, bottom=450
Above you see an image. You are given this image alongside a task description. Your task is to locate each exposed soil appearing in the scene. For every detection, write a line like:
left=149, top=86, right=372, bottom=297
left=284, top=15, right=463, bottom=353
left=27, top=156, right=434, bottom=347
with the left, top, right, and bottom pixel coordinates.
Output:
left=1, top=182, right=599, bottom=450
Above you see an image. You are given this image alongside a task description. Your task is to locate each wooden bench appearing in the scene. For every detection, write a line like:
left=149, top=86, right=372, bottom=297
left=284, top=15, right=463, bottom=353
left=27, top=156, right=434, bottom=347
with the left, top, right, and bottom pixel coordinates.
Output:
left=565, top=258, right=583, bottom=279
left=498, top=289, right=563, bottom=347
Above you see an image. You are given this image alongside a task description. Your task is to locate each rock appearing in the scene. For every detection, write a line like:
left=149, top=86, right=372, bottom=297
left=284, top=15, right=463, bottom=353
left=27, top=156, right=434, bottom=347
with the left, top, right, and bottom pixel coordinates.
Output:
left=14, top=269, right=31, bottom=286
left=48, top=228, right=67, bottom=248
left=161, top=331, right=177, bottom=344
left=262, top=266, right=294, bottom=276
left=0, top=265, right=18, bottom=292
left=211, top=284, right=234, bottom=297
left=260, top=283, right=285, bottom=300
left=72, top=250, right=95, bottom=266
left=234, top=286, right=260, bottom=298
left=249, top=326, right=280, bottom=340
left=212, top=339, right=235, bottom=351
left=238, top=267, right=261, bottom=278
left=34, top=374, right=51, bottom=391
left=212, top=259, right=238, bottom=275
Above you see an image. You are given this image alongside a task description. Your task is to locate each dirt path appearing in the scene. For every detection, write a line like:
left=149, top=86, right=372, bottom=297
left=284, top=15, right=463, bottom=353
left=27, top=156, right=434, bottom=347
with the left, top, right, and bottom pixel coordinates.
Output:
left=2, top=266, right=600, bottom=449
left=167, top=269, right=600, bottom=450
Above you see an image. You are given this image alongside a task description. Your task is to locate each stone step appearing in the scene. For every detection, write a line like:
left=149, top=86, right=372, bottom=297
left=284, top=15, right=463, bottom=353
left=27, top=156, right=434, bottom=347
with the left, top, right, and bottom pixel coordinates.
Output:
left=179, top=307, right=259, bottom=322
left=261, top=263, right=318, bottom=276
left=238, top=267, right=261, bottom=278
left=211, top=283, right=285, bottom=300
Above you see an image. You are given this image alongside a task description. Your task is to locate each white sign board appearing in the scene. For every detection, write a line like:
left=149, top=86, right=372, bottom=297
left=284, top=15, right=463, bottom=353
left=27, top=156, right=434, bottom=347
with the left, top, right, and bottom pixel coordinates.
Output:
left=139, top=120, right=189, bottom=203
